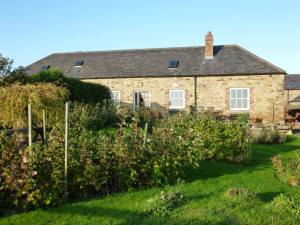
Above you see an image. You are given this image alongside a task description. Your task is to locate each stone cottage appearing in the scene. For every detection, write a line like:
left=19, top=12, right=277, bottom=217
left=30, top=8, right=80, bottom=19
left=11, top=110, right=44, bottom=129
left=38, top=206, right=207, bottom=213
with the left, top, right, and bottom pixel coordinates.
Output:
left=285, top=74, right=300, bottom=118
left=27, top=32, right=287, bottom=123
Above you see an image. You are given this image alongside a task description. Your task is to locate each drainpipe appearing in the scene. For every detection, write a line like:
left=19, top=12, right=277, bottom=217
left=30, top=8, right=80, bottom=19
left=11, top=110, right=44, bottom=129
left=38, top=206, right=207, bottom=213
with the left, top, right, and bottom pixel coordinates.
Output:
left=194, top=76, right=198, bottom=110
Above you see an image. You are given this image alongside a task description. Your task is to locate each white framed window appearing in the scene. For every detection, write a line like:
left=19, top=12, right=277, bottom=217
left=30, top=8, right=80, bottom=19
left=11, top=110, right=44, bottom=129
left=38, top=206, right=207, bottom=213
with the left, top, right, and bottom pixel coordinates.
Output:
left=111, top=91, right=121, bottom=105
left=169, top=90, right=185, bottom=109
left=134, top=91, right=150, bottom=109
left=230, top=88, right=250, bottom=110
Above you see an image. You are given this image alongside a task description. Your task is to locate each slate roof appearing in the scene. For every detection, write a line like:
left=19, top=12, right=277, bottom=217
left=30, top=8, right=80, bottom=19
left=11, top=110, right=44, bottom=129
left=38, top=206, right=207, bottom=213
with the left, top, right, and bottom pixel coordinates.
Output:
left=285, top=74, right=300, bottom=90
left=26, top=45, right=285, bottom=79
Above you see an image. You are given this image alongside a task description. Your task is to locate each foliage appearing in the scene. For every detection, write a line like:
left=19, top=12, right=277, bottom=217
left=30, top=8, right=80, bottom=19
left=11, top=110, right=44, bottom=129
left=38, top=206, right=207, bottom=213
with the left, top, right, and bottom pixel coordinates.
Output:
left=1, top=136, right=300, bottom=224
left=146, top=187, right=187, bottom=217
left=224, top=187, right=259, bottom=207
left=251, top=129, right=284, bottom=144
left=137, top=108, right=163, bottom=129
left=0, top=54, right=13, bottom=77
left=28, top=69, right=111, bottom=104
left=267, top=194, right=300, bottom=222
left=153, top=113, right=251, bottom=163
left=0, top=83, right=69, bottom=128
left=0, top=67, right=27, bottom=87
left=272, top=155, right=300, bottom=186
left=0, top=109, right=252, bottom=211
left=69, top=101, right=119, bottom=131
left=0, top=84, right=68, bottom=128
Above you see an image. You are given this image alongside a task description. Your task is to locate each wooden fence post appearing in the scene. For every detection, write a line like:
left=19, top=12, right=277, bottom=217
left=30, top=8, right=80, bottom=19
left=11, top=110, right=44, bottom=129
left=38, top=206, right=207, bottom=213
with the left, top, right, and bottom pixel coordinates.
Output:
left=28, top=103, right=32, bottom=152
left=42, top=109, right=47, bottom=145
left=64, top=102, right=69, bottom=200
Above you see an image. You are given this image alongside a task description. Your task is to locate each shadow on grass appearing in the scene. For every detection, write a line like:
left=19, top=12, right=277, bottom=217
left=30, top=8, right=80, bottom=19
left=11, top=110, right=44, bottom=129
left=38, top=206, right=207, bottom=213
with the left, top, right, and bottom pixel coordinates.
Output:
left=47, top=195, right=230, bottom=225
left=183, top=135, right=300, bottom=182
left=256, top=191, right=283, bottom=203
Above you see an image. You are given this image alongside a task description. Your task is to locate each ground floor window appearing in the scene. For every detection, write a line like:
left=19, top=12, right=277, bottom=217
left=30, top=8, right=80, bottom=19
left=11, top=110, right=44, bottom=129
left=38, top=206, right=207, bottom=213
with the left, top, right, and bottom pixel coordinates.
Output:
left=169, top=90, right=185, bottom=109
left=134, top=91, right=150, bottom=109
left=111, top=91, right=121, bottom=105
left=230, top=88, right=249, bottom=110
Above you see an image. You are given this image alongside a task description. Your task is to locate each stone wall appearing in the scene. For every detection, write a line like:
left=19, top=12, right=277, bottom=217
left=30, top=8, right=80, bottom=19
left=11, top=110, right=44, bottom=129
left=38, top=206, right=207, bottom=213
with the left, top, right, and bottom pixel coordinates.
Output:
left=83, top=74, right=285, bottom=123
left=196, top=74, right=285, bottom=123
left=285, top=89, right=300, bottom=103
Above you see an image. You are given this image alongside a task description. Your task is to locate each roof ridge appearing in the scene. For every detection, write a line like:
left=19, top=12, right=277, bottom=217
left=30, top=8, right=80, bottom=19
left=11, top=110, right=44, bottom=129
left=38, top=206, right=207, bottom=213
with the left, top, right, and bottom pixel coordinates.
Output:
left=51, top=45, right=229, bottom=55
left=233, top=45, right=286, bottom=74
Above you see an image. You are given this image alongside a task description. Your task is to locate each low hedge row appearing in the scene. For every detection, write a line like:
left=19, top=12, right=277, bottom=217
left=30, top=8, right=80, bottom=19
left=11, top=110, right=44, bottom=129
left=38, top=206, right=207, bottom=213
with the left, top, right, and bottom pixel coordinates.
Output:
left=0, top=111, right=251, bottom=212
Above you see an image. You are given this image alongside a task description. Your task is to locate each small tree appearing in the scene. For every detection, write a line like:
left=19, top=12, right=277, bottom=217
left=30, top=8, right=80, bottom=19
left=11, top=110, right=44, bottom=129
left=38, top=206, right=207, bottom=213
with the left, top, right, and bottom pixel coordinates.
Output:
left=0, top=54, right=13, bottom=77
left=0, top=54, right=27, bottom=86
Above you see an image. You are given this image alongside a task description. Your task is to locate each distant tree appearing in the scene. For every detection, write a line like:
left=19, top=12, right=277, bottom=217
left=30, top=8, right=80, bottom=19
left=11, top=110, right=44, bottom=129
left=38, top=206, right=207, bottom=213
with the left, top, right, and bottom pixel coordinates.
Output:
left=0, top=54, right=27, bottom=86
left=0, top=54, right=13, bottom=77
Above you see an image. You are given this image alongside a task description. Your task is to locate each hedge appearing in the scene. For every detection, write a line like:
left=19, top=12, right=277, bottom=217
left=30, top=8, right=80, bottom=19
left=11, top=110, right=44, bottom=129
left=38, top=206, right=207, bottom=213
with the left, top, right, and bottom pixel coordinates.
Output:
left=0, top=83, right=69, bottom=129
left=28, top=69, right=111, bottom=104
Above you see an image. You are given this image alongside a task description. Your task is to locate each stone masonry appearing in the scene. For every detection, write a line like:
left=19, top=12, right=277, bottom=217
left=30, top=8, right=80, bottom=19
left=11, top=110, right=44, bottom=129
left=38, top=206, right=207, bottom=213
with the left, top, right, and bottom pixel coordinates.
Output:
left=84, top=73, right=285, bottom=124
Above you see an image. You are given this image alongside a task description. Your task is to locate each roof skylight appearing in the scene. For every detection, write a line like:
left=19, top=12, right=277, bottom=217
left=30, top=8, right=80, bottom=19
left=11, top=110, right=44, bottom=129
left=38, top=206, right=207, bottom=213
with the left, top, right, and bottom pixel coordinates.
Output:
left=168, top=60, right=179, bottom=68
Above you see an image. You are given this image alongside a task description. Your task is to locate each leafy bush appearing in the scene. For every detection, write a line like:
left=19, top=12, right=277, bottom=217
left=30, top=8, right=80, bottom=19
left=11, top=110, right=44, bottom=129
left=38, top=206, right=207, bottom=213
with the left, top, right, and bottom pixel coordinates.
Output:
left=153, top=113, right=251, bottom=163
left=268, top=194, right=300, bottom=223
left=272, top=155, right=300, bottom=186
left=0, top=125, right=71, bottom=211
left=224, top=188, right=258, bottom=206
left=137, top=108, right=163, bottom=129
left=251, top=129, right=284, bottom=144
left=146, top=188, right=187, bottom=217
left=69, top=102, right=119, bottom=131
left=28, top=69, right=110, bottom=104
left=0, top=83, right=69, bottom=128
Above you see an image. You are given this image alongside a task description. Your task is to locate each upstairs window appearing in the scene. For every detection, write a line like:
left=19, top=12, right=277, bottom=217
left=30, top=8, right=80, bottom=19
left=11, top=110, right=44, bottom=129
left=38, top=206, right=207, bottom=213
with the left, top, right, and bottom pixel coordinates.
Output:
left=111, top=91, right=120, bottom=105
left=169, top=90, right=185, bottom=109
left=134, top=91, right=150, bottom=109
left=41, top=65, right=50, bottom=71
left=168, top=60, right=179, bottom=68
left=230, top=88, right=250, bottom=110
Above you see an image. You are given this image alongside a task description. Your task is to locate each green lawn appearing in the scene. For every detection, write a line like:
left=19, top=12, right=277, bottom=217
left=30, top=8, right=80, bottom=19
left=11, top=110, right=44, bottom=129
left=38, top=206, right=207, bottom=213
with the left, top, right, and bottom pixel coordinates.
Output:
left=1, top=136, right=300, bottom=225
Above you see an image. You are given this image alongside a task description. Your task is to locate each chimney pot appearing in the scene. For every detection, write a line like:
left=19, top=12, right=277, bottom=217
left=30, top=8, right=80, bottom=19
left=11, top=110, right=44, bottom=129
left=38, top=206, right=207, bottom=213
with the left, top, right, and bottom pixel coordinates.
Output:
left=205, top=31, right=214, bottom=59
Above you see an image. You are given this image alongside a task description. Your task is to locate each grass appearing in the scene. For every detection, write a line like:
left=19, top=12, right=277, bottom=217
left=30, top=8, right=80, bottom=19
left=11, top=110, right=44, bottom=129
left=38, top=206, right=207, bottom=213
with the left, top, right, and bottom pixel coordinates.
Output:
left=1, top=136, right=300, bottom=225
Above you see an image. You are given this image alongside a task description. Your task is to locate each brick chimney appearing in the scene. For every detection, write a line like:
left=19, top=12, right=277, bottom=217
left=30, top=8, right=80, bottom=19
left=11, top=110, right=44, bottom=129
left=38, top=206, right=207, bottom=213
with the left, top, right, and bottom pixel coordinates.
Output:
left=205, top=31, right=214, bottom=59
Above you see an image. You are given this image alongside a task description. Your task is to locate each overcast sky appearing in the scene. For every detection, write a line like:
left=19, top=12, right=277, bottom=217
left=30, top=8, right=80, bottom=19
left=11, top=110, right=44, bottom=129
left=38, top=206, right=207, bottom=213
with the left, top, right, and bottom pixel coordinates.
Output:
left=1, top=0, right=299, bottom=73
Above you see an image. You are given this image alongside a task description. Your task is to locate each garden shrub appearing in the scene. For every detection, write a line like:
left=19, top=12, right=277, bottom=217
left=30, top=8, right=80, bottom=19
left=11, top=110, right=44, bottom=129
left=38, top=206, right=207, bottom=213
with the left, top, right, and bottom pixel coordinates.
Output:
left=146, top=187, right=187, bottom=217
left=272, top=155, right=300, bottom=186
left=251, top=129, right=284, bottom=144
left=224, top=187, right=259, bottom=206
left=69, top=102, right=119, bottom=131
left=153, top=113, right=251, bottom=163
left=28, top=69, right=111, bottom=104
left=137, top=108, right=163, bottom=129
left=0, top=83, right=69, bottom=128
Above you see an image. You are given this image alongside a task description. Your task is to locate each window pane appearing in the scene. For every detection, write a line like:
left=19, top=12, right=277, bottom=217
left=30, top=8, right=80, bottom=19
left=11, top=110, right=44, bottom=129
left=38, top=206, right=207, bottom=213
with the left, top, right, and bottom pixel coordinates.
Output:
left=242, top=89, right=248, bottom=98
left=170, top=91, right=176, bottom=98
left=231, top=89, right=236, bottom=98
left=177, top=91, right=183, bottom=98
left=170, top=99, right=176, bottom=107
left=237, top=89, right=242, bottom=98
left=242, top=99, right=248, bottom=108
left=237, top=99, right=242, bottom=108
left=230, top=99, right=236, bottom=109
